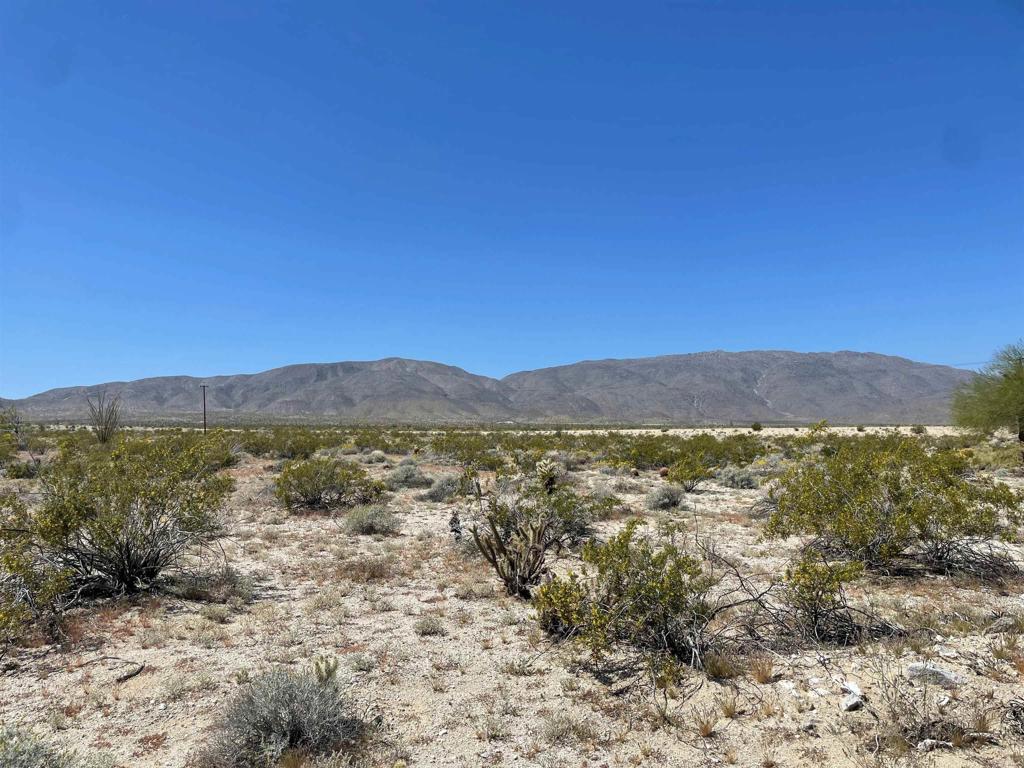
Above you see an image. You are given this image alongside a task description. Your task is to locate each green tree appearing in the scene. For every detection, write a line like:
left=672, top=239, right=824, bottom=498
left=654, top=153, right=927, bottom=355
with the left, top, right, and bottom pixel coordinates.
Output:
left=952, top=342, right=1024, bottom=459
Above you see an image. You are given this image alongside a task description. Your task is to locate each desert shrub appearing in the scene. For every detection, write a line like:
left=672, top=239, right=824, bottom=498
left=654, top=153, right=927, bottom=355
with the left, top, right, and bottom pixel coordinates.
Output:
left=644, top=484, right=685, bottom=510
left=413, top=615, right=446, bottom=636
left=750, top=422, right=763, bottom=432
left=0, top=492, right=72, bottom=651
left=0, top=433, right=16, bottom=466
left=270, top=427, right=320, bottom=459
left=344, top=505, right=399, bottom=536
left=781, top=552, right=877, bottom=644
left=236, top=430, right=274, bottom=457
left=480, top=475, right=607, bottom=553
left=715, top=464, right=759, bottom=489
left=4, top=459, right=41, bottom=479
left=666, top=453, right=713, bottom=492
left=535, top=520, right=717, bottom=674
left=384, top=462, right=431, bottom=490
left=763, top=436, right=1022, bottom=573
left=197, top=666, right=364, bottom=768
left=275, top=457, right=384, bottom=511
left=964, top=441, right=1023, bottom=471
left=5, top=436, right=231, bottom=601
left=0, top=726, right=86, bottom=768
left=910, top=424, right=927, bottom=435
left=417, top=474, right=461, bottom=502
left=361, top=450, right=387, bottom=464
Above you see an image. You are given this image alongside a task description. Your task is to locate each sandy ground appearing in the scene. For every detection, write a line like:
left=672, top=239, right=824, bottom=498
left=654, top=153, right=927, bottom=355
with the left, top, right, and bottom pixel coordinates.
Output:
left=1, top=443, right=1022, bottom=768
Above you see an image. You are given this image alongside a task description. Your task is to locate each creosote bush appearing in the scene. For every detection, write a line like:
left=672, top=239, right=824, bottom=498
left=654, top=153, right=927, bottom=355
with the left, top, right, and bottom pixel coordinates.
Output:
left=666, top=453, right=714, bottom=492
left=275, top=457, right=384, bottom=512
left=3, top=436, right=232, bottom=622
left=535, top=519, right=718, bottom=674
left=197, top=666, right=365, bottom=768
left=763, top=434, right=1022, bottom=574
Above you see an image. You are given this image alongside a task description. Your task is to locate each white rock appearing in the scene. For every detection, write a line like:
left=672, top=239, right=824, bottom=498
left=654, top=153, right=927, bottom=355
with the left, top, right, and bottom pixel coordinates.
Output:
left=841, top=680, right=863, bottom=698
left=840, top=693, right=863, bottom=712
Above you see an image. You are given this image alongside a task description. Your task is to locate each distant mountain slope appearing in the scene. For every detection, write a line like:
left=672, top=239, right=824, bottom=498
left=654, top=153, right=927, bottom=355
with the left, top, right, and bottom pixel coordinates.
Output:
left=6, top=351, right=973, bottom=424
left=502, top=351, right=972, bottom=424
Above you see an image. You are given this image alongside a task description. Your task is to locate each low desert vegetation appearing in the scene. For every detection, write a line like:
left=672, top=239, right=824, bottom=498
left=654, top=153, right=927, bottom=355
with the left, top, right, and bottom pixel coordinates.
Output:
left=1, top=410, right=1022, bottom=766
left=762, top=433, right=1022, bottom=575
left=275, top=456, right=385, bottom=511
left=197, top=664, right=366, bottom=768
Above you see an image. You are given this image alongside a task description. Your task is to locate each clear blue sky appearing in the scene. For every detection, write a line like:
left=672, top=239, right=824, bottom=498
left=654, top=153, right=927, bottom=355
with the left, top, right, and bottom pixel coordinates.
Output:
left=1, top=2, right=1022, bottom=398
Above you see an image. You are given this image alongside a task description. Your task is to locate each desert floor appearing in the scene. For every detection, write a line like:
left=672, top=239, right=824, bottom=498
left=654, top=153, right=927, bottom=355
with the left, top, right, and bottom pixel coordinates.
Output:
left=2, top=429, right=1023, bottom=768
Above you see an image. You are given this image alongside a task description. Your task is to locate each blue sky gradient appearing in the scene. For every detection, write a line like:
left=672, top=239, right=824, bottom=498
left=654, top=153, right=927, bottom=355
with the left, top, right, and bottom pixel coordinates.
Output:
left=1, top=2, right=1022, bottom=397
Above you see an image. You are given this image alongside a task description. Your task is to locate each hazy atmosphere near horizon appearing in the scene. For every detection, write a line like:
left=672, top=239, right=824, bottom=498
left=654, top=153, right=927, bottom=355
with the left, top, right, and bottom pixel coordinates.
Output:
left=2, top=1, right=1023, bottom=398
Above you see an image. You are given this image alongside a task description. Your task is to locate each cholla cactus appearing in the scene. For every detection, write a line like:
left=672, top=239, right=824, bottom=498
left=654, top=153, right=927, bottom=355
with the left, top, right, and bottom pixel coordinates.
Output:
left=312, top=655, right=339, bottom=686
left=472, top=514, right=551, bottom=598
left=535, top=457, right=561, bottom=494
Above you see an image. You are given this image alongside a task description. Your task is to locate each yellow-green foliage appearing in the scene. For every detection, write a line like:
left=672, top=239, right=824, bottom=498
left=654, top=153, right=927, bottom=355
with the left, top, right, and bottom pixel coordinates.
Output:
left=0, top=492, right=69, bottom=651
left=270, top=427, right=322, bottom=459
left=784, top=552, right=862, bottom=632
left=666, top=453, right=713, bottom=492
left=535, top=520, right=715, bottom=672
left=275, top=457, right=384, bottom=511
left=36, top=436, right=232, bottom=590
left=1, top=436, right=233, bottom=650
left=763, top=435, right=1022, bottom=567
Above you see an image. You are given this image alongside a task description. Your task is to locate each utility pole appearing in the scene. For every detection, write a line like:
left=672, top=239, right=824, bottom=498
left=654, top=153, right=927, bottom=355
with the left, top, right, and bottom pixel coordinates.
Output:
left=200, top=384, right=208, bottom=434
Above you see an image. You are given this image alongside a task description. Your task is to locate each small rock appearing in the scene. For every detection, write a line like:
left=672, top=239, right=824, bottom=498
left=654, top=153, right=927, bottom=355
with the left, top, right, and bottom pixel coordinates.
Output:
left=916, top=739, right=953, bottom=752
left=801, top=718, right=819, bottom=734
left=936, top=645, right=957, bottom=660
left=841, top=680, right=863, bottom=698
left=840, top=693, right=863, bottom=712
left=906, top=662, right=965, bottom=689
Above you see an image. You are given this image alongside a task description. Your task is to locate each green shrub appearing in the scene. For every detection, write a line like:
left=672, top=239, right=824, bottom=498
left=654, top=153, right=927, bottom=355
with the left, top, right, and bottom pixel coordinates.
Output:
left=750, top=422, right=763, bottom=432
left=763, top=436, right=1022, bottom=572
left=666, top=453, right=713, bottom=492
left=384, top=462, right=432, bottom=490
left=535, top=520, right=717, bottom=675
left=644, top=484, right=685, bottom=510
left=417, top=474, right=461, bottom=502
left=275, top=457, right=384, bottom=511
left=4, top=460, right=41, bottom=479
left=270, top=427, right=320, bottom=459
left=9, top=436, right=231, bottom=597
left=344, top=505, right=399, bottom=536
left=197, top=666, right=364, bottom=768
left=910, top=424, right=927, bottom=435
left=236, top=429, right=274, bottom=456
left=782, top=552, right=868, bottom=644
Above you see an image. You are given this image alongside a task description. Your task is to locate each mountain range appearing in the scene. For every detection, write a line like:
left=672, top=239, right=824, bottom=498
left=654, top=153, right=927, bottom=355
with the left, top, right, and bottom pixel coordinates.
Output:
left=2, top=351, right=973, bottom=425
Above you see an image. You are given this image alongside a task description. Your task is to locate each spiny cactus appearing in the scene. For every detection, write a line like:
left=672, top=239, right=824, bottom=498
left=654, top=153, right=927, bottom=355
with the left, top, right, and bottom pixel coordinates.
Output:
left=472, top=514, right=551, bottom=598
left=312, top=655, right=339, bottom=686
left=534, top=458, right=561, bottom=494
